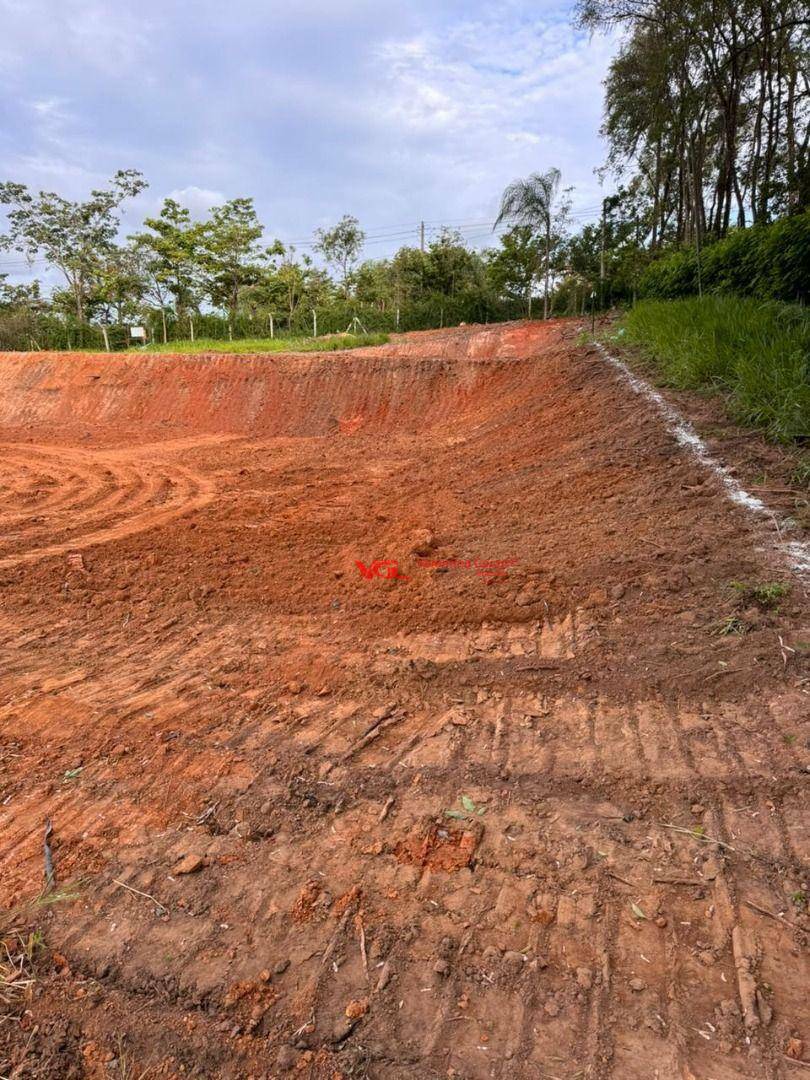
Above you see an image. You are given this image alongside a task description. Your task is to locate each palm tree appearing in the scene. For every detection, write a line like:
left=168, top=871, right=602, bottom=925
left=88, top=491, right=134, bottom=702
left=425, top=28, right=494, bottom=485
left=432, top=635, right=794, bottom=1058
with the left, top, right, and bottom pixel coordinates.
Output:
left=495, top=168, right=562, bottom=320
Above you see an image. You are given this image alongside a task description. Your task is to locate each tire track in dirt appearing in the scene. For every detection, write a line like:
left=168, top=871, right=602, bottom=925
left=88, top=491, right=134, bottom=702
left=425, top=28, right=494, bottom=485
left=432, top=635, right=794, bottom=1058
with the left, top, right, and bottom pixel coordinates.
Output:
left=0, top=437, right=228, bottom=568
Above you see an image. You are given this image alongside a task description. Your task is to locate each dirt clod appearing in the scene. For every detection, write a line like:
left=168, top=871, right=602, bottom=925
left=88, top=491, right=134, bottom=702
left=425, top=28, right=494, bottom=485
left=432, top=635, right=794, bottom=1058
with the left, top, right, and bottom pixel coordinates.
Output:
left=173, top=854, right=205, bottom=875
left=344, top=998, right=369, bottom=1020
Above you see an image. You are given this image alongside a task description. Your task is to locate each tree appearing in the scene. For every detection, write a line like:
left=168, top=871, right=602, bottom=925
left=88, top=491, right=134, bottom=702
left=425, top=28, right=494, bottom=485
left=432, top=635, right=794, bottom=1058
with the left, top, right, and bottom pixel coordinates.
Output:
left=136, top=198, right=204, bottom=331
left=91, top=245, right=146, bottom=328
left=354, top=259, right=394, bottom=310
left=313, top=215, right=365, bottom=294
left=0, top=277, right=50, bottom=350
left=248, top=244, right=331, bottom=330
left=0, top=170, right=147, bottom=330
left=495, top=168, right=570, bottom=318
left=126, top=237, right=174, bottom=343
left=578, top=0, right=810, bottom=239
left=486, top=227, right=544, bottom=314
left=423, top=229, right=485, bottom=297
left=199, top=198, right=264, bottom=320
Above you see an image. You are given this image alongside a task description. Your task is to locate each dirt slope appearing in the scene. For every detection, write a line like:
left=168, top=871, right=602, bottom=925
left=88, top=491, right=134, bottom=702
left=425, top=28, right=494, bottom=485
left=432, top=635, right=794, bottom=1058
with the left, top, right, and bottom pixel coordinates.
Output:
left=0, top=321, right=808, bottom=1079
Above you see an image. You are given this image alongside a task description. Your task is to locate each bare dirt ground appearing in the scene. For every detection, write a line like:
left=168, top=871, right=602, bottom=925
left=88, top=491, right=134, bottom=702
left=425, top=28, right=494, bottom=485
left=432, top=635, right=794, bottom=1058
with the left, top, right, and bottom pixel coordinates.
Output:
left=0, top=321, right=808, bottom=1079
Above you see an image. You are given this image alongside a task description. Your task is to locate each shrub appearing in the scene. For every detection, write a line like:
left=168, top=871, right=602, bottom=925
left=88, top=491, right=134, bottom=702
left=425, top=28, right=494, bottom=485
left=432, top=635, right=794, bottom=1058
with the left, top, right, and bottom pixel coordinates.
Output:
left=638, top=211, right=810, bottom=305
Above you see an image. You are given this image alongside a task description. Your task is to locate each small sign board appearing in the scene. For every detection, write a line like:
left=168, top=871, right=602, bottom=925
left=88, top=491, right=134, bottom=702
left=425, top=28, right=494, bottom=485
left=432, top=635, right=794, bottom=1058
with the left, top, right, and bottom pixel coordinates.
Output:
left=130, top=326, right=146, bottom=340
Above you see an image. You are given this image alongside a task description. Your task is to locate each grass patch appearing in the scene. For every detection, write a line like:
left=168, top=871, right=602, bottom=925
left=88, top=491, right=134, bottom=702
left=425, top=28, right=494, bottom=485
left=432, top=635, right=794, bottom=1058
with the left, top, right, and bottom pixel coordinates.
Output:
left=614, top=296, right=810, bottom=443
left=790, top=455, right=810, bottom=491
left=144, top=332, right=389, bottom=355
left=0, top=886, right=80, bottom=1018
left=730, top=580, right=790, bottom=609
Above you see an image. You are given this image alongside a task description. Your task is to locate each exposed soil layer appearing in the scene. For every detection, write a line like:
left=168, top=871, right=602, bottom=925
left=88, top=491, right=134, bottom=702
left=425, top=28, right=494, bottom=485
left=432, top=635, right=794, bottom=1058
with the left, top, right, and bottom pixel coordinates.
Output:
left=0, top=321, right=808, bottom=1079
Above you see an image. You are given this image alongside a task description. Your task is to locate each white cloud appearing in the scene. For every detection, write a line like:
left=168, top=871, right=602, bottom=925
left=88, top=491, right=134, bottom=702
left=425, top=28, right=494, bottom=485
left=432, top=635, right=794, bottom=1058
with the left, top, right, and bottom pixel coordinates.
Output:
left=371, top=10, right=617, bottom=223
left=166, top=185, right=227, bottom=217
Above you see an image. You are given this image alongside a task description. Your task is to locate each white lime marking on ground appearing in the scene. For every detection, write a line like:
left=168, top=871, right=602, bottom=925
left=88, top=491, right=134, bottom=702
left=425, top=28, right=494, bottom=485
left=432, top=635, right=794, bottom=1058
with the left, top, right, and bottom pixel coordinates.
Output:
left=596, top=343, right=810, bottom=578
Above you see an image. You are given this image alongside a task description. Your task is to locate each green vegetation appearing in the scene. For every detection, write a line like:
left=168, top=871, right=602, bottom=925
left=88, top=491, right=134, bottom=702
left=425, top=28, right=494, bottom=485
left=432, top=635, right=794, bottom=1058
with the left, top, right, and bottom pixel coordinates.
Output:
left=495, top=168, right=570, bottom=319
left=730, top=581, right=790, bottom=609
left=0, top=178, right=526, bottom=352
left=638, top=213, right=810, bottom=305
left=791, top=457, right=810, bottom=491
left=577, top=0, right=808, bottom=256
left=618, top=296, right=810, bottom=442
left=144, top=333, right=388, bottom=354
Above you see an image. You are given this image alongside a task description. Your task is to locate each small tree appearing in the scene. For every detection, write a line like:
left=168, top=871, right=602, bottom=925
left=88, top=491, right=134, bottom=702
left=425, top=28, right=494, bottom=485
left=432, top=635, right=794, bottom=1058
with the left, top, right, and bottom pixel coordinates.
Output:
left=313, top=215, right=365, bottom=295
left=495, top=168, right=570, bottom=319
left=0, top=170, right=147, bottom=331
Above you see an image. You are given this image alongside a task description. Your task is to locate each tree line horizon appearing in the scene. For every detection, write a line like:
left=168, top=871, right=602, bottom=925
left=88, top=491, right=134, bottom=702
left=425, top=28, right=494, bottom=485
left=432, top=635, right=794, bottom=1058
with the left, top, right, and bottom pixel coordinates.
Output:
left=0, top=0, right=806, bottom=349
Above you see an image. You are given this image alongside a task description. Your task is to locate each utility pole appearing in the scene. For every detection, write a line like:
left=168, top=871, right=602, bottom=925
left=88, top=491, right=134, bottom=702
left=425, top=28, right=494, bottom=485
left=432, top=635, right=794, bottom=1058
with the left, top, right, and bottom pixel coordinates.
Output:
left=420, top=221, right=425, bottom=253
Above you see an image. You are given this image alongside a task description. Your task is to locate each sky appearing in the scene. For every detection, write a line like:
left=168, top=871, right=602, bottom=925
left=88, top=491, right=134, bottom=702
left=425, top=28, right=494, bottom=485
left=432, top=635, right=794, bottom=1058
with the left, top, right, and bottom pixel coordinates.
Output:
left=0, top=0, right=619, bottom=283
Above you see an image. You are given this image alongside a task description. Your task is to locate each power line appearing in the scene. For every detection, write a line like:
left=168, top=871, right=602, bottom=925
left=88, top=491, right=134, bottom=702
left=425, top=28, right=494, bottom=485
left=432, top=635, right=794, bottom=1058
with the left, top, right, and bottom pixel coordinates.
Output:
left=0, top=204, right=607, bottom=273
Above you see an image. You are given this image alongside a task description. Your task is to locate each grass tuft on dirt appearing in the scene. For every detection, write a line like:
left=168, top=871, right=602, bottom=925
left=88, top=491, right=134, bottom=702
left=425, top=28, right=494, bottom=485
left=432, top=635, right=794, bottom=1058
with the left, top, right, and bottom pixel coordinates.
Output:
left=613, top=296, right=810, bottom=443
left=144, top=332, right=389, bottom=355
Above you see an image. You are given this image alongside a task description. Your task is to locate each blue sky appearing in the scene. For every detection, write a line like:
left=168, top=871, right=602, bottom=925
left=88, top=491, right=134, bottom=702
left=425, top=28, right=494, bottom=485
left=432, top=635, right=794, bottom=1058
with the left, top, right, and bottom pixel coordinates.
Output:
left=0, top=0, right=618, bottom=280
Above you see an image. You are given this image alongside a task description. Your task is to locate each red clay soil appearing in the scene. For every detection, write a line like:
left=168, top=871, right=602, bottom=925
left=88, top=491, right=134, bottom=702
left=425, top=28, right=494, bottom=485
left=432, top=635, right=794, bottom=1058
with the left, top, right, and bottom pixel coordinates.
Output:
left=0, top=321, right=808, bottom=1079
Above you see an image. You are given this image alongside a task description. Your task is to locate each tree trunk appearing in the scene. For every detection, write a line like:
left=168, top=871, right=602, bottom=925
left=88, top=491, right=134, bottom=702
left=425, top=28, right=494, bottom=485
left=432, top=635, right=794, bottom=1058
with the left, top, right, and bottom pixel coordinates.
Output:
left=161, top=308, right=168, bottom=344
left=543, top=222, right=550, bottom=321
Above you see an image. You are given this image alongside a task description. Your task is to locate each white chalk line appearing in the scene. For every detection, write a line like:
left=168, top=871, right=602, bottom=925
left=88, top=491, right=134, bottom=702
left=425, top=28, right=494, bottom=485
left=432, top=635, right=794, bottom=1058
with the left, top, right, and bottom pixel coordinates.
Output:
left=595, top=343, right=810, bottom=579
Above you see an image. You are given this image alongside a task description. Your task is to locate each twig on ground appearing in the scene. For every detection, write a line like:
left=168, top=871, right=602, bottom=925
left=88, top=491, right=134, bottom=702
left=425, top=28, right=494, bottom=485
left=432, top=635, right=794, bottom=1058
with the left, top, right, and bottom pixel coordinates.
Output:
left=292, top=1012, right=315, bottom=1038
left=196, top=802, right=219, bottom=825
left=658, top=822, right=739, bottom=854
left=607, top=871, right=637, bottom=888
left=652, top=875, right=704, bottom=886
left=379, top=797, right=395, bottom=822
left=743, top=899, right=803, bottom=932
left=112, top=879, right=168, bottom=916
left=782, top=1055, right=810, bottom=1070
left=703, top=667, right=746, bottom=682
left=778, top=634, right=795, bottom=667
left=356, top=912, right=369, bottom=984
left=638, top=535, right=667, bottom=551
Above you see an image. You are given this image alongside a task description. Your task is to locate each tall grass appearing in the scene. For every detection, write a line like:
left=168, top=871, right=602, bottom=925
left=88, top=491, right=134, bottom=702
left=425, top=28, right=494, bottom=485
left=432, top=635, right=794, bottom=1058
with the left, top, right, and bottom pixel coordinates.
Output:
left=144, top=332, right=389, bottom=355
left=617, top=296, right=810, bottom=443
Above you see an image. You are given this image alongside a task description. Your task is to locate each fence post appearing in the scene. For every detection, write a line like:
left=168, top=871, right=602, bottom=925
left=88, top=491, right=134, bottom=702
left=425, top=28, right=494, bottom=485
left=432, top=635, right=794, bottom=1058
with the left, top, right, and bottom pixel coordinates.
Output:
left=313, top=310, right=317, bottom=338
left=269, top=314, right=274, bottom=339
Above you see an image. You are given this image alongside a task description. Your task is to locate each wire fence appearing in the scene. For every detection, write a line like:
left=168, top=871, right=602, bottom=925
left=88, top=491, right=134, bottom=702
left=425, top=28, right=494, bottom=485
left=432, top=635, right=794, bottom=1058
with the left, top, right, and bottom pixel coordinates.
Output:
left=0, top=296, right=530, bottom=352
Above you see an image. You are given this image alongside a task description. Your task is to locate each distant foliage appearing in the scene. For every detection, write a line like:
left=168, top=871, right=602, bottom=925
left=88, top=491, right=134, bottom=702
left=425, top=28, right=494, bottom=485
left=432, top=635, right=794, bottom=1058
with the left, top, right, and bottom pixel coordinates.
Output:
left=639, top=213, right=810, bottom=304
